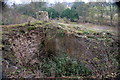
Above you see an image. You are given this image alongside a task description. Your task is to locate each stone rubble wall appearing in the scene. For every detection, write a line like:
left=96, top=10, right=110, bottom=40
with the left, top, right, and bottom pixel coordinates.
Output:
left=2, top=23, right=119, bottom=78
left=36, top=11, right=49, bottom=21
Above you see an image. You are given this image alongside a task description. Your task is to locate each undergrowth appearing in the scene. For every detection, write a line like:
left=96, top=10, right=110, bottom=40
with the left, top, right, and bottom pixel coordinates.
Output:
left=40, top=52, right=92, bottom=77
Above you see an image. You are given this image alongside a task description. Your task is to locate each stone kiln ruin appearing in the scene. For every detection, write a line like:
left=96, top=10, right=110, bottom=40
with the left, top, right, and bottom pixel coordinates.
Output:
left=2, top=21, right=119, bottom=78
left=36, top=11, right=49, bottom=21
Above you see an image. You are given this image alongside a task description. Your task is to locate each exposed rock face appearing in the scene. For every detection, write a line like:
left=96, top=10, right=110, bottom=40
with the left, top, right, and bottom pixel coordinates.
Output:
left=2, top=21, right=119, bottom=78
left=36, top=11, right=49, bottom=21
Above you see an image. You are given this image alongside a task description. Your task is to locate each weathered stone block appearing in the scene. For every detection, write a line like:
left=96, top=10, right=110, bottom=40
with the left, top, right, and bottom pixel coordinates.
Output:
left=36, top=11, right=49, bottom=21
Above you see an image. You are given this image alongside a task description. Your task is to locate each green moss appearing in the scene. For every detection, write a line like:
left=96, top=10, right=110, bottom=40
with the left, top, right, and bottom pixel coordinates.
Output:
left=77, top=30, right=84, bottom=34
left=76, top=30, right=96, bottom=35
left=43, top=22, right=52, bottom=26
left=10, top=23, right=26, bottom=28
left=11, top=29, right=18, bottom=31
left=30, top=21, right=42, bottom=26
left=8, top=21, right=42, bottom=28
left=0, top=44, right=4, bottom=48
left=59, top=24, right=66, bottom=27
left=27, top=26, right=36, bottom=31
left=83, top=31, right=90, bottom=34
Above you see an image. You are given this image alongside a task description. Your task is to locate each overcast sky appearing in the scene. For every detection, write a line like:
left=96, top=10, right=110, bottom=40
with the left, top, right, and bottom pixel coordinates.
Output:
left=7, top=0, right=91, bottom=4
left=7, top=0, right=74, bottom=4
left=7, top=0, right=115, bottom=5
